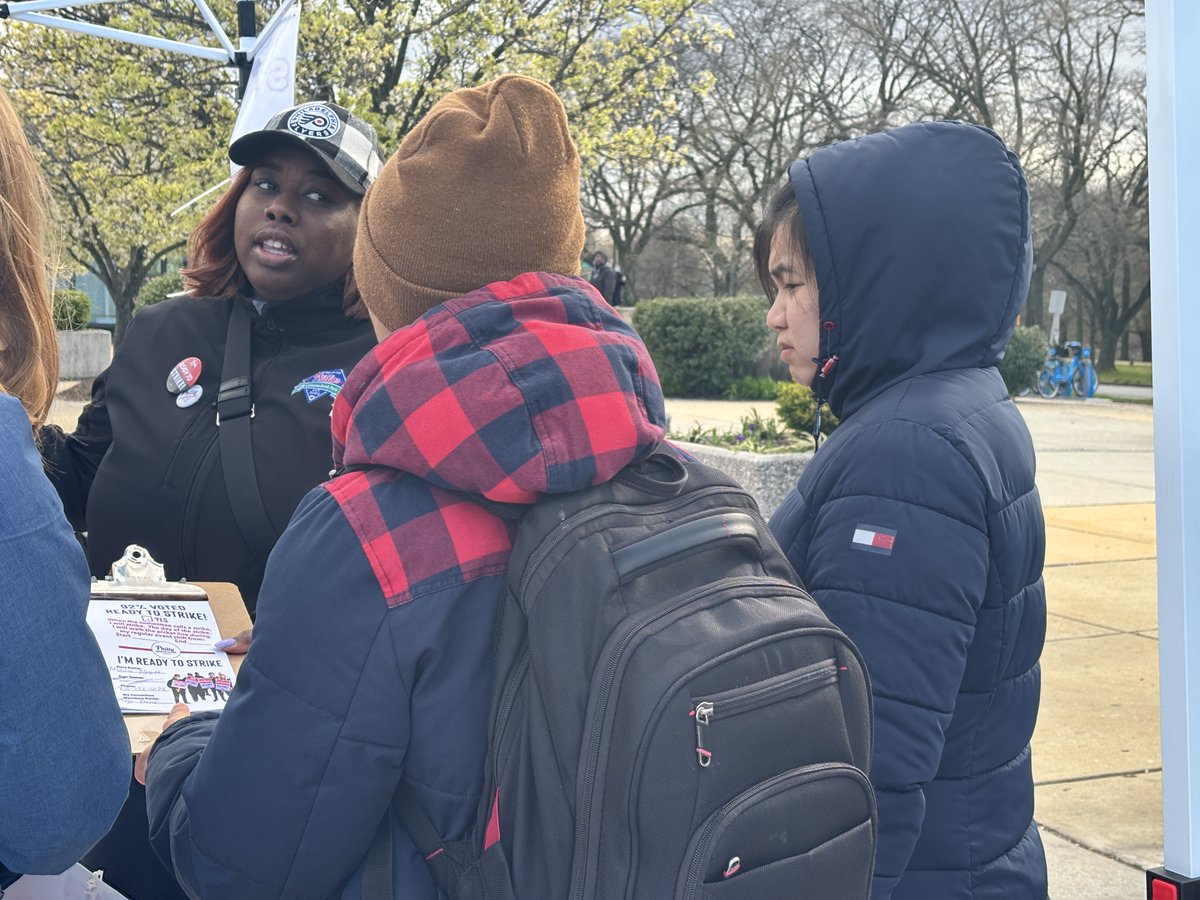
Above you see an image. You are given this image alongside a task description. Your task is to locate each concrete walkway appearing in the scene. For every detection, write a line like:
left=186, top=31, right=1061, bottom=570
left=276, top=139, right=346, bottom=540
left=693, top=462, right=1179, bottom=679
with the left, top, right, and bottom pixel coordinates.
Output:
left=666, top=396, right=1158, bottom=899
left=1096, top=384, right=1154, bottom=402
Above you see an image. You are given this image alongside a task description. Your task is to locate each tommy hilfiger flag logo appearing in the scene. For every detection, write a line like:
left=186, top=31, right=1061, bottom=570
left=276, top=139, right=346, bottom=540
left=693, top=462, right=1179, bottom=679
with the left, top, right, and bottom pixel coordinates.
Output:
left=852, top=524, right=897, bottom=556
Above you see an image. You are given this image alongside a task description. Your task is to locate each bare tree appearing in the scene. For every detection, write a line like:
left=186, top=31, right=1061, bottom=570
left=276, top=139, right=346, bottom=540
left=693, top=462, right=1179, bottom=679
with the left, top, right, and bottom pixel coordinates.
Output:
left=1020, top=0, right=1143, bottom=328
left=613, top=0, right=1149, bottom=360
left=1050, top=102, right=1149, bottom=370
left=672, top=0, right=881, bottom=295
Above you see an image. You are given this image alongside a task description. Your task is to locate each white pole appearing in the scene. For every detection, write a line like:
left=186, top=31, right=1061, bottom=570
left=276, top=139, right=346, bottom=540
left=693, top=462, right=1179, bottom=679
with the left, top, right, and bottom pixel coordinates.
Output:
left=3, top=0, right=118, bottom=12
left=1147, top=0, right=1200, bottom=879
left=247, top=0, right=295, bottom=60
left=190, top=0, right=237, bottom=60
left=8, top=11, right=231, bottom=62
left=169, top=177, right=231, bottom=218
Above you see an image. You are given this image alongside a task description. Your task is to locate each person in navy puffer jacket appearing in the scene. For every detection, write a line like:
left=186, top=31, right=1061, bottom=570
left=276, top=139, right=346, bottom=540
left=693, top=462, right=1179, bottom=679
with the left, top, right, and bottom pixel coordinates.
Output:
left=759, top=121, right=1048, bottom=899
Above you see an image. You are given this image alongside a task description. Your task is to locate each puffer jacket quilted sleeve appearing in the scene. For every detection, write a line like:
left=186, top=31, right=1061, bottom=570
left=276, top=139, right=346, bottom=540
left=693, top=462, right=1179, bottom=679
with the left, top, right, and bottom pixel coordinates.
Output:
left=770, top=369, right=1046, bottom=900
left=144, top=484, right=506, bottom=900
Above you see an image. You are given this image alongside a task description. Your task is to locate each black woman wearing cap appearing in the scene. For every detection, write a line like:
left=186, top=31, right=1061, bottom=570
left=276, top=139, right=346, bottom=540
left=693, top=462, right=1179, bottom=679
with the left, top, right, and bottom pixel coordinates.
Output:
left=38, top=102, right=383, bottom=900
left=42, top=102, right=382, bottom=616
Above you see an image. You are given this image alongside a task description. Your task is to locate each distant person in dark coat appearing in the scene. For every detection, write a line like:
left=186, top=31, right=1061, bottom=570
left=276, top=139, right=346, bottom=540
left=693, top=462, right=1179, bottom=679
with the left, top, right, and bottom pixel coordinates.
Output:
left=759, top=121, right=1047, bottom=899
left=588, top=250, right=617, bottom=303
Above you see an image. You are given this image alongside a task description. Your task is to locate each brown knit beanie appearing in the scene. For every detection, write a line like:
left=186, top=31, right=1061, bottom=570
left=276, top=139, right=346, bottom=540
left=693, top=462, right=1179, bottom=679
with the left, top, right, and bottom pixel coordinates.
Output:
left=354, top=74, right=586, bottom=332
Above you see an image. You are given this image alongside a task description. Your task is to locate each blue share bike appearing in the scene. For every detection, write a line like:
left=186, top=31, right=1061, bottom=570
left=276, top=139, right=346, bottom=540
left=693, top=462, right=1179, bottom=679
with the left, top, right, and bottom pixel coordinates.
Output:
left=1037, top=341, right=1099, bottom=399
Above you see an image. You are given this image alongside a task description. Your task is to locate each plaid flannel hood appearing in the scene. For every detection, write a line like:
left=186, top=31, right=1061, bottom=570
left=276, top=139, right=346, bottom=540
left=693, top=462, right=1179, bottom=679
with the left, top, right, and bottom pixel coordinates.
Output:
left=331, top=273, right=667, bottom=502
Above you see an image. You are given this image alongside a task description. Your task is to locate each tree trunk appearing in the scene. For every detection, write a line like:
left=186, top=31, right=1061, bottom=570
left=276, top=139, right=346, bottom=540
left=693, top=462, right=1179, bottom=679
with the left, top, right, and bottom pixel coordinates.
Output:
left=621, top=257, right=638, bottom=306
left=1138, top=329, right=1152, bottom=363
left=610, top=231, right=635, bottom=305
left=1098, top=332, right=1118, bottom=374
left=1025, top=266, right=1046, bottom=329
left=704, top=195, right=720, bottom=296
left=112, top=283, right=140, bottom=348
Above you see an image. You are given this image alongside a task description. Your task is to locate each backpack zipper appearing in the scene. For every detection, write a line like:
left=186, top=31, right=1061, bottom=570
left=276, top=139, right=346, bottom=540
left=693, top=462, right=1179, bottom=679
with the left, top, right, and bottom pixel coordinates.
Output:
left=567, top=576, right=802, bottom=900
left=692, top=662, right=838, bottom=768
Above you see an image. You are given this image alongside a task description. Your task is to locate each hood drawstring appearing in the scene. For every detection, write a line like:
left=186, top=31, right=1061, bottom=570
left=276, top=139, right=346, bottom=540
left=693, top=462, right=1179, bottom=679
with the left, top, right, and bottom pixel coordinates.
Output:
left=811, top=321, right=839, bottom=449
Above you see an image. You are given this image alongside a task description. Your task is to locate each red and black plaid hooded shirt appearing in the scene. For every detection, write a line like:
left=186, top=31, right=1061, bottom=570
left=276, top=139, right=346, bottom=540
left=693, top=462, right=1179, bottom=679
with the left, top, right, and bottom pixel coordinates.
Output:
left=327, top=272, right=667, bottom=606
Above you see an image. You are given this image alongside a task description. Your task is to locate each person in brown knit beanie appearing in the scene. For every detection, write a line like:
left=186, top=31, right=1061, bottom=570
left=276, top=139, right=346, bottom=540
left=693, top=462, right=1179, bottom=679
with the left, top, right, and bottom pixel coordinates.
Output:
left=354, top=73, right=587, bottom=333
left=137, top=72, right=671, bottom=900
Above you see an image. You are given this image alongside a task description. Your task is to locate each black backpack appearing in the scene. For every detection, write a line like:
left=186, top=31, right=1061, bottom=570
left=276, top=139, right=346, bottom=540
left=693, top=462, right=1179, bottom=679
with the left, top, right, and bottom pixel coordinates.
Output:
left=387, top=446, right=876, bottom=900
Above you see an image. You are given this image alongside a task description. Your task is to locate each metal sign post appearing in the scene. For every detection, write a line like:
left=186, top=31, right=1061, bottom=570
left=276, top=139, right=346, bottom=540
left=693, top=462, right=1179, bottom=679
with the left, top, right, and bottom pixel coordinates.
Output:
left=1146, top=0, right=1200, bottom=896
left=1047, top=289, right=1066, bottom=346
left=235, top=0, right=255, bottom=97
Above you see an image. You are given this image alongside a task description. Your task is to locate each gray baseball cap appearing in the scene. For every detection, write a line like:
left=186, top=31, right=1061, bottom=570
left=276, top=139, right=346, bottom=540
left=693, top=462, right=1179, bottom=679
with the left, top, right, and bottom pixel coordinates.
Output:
left=229, top=101, right=383, bottom=196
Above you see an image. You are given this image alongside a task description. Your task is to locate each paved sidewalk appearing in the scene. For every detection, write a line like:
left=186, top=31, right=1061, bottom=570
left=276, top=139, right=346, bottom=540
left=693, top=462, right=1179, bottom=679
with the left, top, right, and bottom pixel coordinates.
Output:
left=1096, top=384, right=1153, bottom=402
left=666, top=396, right=1158, bottom=899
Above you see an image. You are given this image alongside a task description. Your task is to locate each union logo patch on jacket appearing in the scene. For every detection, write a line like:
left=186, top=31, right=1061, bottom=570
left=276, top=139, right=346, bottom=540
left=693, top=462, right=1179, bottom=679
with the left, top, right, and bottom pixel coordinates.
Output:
left=292, top=369, right=347, bottom=403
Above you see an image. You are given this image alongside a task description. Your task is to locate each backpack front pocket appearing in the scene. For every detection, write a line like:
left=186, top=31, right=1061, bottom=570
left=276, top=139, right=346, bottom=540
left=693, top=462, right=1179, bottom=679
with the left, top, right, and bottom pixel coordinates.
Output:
left=676, top=765, right=875, bottom=900
left=689, top=659, right=854, bottom=821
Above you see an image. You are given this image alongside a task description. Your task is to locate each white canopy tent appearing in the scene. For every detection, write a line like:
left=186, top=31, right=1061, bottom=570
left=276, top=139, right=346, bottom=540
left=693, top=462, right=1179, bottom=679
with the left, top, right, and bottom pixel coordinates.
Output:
left=1, top=0, right=1196, bottom=894
left=0, top=0, right=296, bottom=93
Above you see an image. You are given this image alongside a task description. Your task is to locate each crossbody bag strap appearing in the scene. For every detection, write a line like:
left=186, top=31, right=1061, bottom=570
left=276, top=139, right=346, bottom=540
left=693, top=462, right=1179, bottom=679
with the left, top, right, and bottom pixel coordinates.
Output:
left=217, top=299, right=279, bottom=560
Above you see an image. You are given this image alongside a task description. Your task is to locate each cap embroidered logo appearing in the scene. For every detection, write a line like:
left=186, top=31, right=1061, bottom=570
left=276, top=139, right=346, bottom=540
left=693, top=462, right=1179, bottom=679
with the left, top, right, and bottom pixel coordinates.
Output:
left=287, top=104, right=341, bottom=140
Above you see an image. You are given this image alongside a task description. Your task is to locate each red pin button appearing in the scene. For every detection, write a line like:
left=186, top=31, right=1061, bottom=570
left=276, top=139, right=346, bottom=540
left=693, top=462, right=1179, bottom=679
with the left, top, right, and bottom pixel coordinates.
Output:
left=166, top=357, right=202, bottom=394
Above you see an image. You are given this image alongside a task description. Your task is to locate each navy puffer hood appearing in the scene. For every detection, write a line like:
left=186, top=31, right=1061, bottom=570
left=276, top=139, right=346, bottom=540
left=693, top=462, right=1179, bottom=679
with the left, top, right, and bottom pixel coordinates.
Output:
left=788, top=120, right=1032, bottom=420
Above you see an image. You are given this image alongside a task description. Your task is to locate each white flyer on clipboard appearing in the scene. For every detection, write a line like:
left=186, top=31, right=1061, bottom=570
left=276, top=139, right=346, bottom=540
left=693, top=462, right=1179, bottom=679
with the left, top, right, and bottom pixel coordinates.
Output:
left=85, top=598, right=237, bottom=714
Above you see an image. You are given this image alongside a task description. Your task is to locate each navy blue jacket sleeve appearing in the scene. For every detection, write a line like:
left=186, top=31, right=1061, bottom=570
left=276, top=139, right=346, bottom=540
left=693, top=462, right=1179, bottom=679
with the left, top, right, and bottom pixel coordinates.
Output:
left=147, top=483, right=505, bottom=900
left=144, top=487, right=411, bottom=897
left=771, top=420, right=989, bottom=899
left=0, top=396, right=129, bottom=874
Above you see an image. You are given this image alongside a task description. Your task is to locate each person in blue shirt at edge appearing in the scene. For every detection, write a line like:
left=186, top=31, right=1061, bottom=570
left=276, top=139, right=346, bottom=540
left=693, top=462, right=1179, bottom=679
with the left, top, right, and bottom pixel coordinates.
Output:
left=759, top=121, right=1047, bottom=899
left=0, top=87, right=130, bottom=889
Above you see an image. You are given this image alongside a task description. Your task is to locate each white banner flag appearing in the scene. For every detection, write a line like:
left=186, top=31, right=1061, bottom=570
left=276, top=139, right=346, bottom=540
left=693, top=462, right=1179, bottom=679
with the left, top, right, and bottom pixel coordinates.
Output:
left=229, top=0, right=301, bottom=176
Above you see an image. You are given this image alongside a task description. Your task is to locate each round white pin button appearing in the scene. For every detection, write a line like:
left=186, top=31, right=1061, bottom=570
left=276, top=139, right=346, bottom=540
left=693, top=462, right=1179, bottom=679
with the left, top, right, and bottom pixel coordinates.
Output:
left=176, top=384, right=204, bottom=408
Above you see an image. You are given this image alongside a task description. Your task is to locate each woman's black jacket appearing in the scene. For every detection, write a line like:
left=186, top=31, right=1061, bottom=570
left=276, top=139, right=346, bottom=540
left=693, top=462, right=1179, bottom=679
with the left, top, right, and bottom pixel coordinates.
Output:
left=40, top=285, right=375, bottom=610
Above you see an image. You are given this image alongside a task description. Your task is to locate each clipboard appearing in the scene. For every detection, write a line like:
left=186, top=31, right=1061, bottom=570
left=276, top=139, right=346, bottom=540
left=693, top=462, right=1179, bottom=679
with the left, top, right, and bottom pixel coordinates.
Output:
left=120, top=582, right=251, bottom=753
left=88, top=546, right=252, bottom=753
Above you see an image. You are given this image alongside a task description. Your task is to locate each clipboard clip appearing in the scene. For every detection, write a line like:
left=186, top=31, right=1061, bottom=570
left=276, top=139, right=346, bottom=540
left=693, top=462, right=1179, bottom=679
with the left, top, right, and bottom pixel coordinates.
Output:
left=90, top=545, right=207, bottom=599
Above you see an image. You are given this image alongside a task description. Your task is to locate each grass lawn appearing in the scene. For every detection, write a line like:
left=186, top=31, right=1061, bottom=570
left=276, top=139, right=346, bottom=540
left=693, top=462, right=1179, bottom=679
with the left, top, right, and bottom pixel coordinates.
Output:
left=1100, top=362, right=1152, bottom=387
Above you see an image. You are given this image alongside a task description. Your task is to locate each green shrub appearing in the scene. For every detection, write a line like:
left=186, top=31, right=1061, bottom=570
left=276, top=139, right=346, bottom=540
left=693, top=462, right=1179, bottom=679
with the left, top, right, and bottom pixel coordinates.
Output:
left=998, top=325, right=1047, bottom=395
left=724, top=376, right=786, bottom=401
left=636, top=296, right=773, bottom=398
left=53, top=288, right=92, bottom=331
left=672, top=409, right=811, bottom=454
left=776, top=382, right=838, bottom=436
left=137, top=272, right=185, bottom=311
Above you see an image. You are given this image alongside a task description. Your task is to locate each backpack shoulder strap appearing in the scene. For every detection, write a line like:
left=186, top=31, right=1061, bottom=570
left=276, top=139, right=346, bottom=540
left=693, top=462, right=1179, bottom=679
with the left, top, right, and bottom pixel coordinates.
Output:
left=361, top=815, right=393, bottom=900
left=390, top=782, right=469, bottom=898
left=216, top=299, right=278, bottom=559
